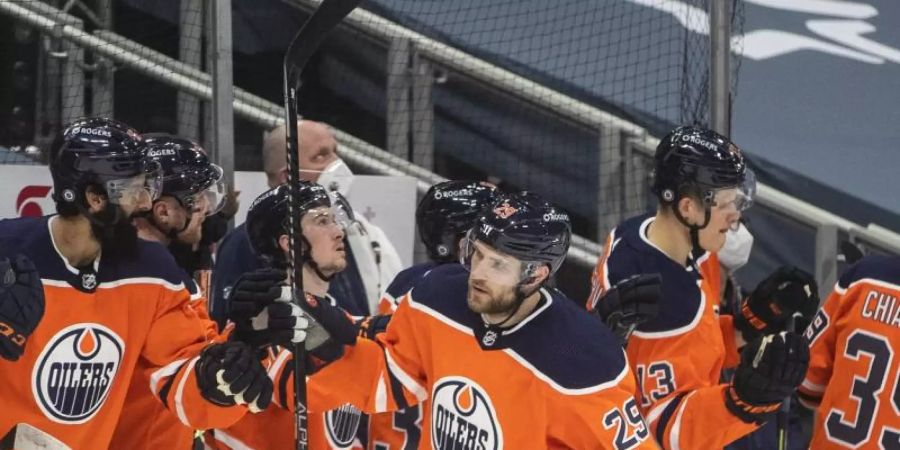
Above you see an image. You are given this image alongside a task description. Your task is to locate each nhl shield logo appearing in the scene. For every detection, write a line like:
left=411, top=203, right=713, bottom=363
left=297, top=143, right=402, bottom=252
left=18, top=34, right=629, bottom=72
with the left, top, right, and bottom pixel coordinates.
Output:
left=32, top=323, right=124, bottom=424
left=324, top=403, right=362, bottom=449
left=81, top=273, right=97, bottom=290
left=431, top=376, right=503, bottom=450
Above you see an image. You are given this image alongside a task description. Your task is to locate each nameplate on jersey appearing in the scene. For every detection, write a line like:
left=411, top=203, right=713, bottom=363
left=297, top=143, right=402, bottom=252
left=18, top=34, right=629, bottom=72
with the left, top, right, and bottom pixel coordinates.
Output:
left=32, top=323, right=124, bottom=424
left=431, top=376, right=503, bottom=450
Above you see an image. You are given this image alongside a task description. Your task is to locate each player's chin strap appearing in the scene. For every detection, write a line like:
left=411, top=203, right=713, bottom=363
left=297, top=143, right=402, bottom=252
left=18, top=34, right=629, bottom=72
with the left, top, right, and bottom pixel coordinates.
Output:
left=671, top=194, right=712, bottom=269
left=299, top=237, right=336, bottom=282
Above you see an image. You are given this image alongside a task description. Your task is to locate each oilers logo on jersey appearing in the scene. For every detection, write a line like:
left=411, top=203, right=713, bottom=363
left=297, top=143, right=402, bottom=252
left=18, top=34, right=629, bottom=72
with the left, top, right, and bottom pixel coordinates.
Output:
left=431, top=376, right=502, bottom=450
left=32, top=323, right=124, bottom=424
left=324, top=403, right=362, bottom=449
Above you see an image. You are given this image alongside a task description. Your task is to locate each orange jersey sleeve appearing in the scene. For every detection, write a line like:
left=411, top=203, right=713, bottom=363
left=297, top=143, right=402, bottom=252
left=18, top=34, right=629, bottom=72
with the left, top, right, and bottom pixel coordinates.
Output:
left=588, top=216, right=758, bottom=449
left=111, top=280, right=228, bottom=450
left=799, top=255, right=900, bottom=450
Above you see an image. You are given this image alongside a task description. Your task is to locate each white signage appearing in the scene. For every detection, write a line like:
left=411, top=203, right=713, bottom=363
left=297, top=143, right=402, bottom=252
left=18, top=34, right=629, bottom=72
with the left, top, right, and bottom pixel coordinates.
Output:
left=0, top=166, right=417, bottom=267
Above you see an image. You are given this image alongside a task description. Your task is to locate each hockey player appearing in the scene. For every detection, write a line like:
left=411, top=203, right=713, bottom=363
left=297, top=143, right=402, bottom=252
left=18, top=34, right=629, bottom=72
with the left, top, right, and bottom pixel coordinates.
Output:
left=111, top=133, right=228, bottom=449
left=0, top=118, right=271, bottom=449
left=211, top=182, right=366, bottom=450
left=587, top=126, right=815, bottom=449
left=211, top=120, right=402, bottom=322
left=369, top=180, right=498, bottom=450
left=244, top=191, right=659, bottom=449
left=798, top=254, right=900, bottom=449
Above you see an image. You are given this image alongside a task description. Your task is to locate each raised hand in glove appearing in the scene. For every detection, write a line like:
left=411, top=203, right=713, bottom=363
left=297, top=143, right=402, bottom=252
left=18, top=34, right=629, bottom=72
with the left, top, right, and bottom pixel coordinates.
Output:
left=725, top=331, right=809, bottom=424
left=225, top=268, right=285, bottom=323
left=0, top=254, right=44, bottom=361
left=196, top=341, right=272, bottom=413
left=735, top=266, right=819, bottom=342
left=593, top=273, right=661, bottom=346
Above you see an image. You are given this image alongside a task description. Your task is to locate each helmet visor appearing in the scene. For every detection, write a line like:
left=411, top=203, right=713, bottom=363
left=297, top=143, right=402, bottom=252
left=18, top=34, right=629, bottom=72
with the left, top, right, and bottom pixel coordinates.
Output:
left=712, top=168, right=756, bottom=213
left=328, top=190, right=356, bottom=229
left=197, top=164, right=226, bottom=216
left=460, top=229, right=537, bottom=287
left=104, top=163, right=162, bottom=206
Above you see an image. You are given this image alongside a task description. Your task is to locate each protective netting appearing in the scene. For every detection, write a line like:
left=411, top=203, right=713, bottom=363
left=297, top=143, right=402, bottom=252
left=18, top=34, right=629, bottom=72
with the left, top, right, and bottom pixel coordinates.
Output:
left=0, top=0, right=209, bottom=166
left=290, top=0, right=744, bottom=244
left=0, top=0, right=746, bottom=286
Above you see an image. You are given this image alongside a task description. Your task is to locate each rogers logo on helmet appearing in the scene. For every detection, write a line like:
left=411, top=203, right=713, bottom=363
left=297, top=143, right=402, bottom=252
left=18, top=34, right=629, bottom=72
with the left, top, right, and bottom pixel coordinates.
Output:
left=147, top=149, right=177, bottom=158
left=435, top=188, right=472, bottom=200
left=70, top=127, right=112, bottom=138
left=680, top=134, right=718, bottom=151
left=543, top=212, right=568, bottom=222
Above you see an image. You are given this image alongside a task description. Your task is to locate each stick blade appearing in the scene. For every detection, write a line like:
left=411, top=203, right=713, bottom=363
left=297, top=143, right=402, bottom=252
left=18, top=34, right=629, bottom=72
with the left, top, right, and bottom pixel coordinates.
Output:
left=284, top=0, right=364, bottom=74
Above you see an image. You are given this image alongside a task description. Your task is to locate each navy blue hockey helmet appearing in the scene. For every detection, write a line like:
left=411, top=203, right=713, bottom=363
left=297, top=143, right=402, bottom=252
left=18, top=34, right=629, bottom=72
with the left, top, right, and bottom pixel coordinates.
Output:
left=50, top=117, right=161, bottom=208
left=651, top=126, right=752, bottom=209
left=463, top=191, right=571, bottom=277
left=245, top=182, right=331, bottom=267
left=417, top=180, right=499, bottom=262
left=143, top=133, right=225, bottom=215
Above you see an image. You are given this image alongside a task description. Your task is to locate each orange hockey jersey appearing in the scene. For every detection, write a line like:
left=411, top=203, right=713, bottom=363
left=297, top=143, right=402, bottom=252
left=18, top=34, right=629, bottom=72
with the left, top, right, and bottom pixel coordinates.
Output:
left=110, top=274, right=226, bottom=450
left=0, top=216, right=247, bottom=449
left=278, top=263, right=658, bottom=449
left=587, top=215, right=755, bottom=449
left=798, top=254, right=900, bottom=449
left=369, top=262, right=437, bottom=450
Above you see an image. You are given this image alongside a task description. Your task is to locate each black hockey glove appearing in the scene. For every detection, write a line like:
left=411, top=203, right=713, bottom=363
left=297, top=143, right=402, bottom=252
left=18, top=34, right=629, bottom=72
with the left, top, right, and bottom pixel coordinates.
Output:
left=593, top=273, right=661, bottom=346
left=735, top=266, right=819, bottom=342
left=233, top=283, right=360, bottom=351
left=357, top=314, right=391, bottom=340
left=195, top=341, right=272, bottom=413
left=225, top=268, right=285, bottom=323
left=0, top=254, right=44, bottom=361
left=725, top=332, right=809, bottom=424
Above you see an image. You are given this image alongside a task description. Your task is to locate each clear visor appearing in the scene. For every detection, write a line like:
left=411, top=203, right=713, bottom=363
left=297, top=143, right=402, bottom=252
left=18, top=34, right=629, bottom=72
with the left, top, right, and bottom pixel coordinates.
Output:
left=712, top=168, right=756, bottom=213
left=460, top=229, right=538, bottom=288
left=303, top=206, right=346, bottom=233
left=197, top=164, right=226, bottom=216
left=328, top=191, right=356, bottom=229
left=104, top=169, right=162, bottom=205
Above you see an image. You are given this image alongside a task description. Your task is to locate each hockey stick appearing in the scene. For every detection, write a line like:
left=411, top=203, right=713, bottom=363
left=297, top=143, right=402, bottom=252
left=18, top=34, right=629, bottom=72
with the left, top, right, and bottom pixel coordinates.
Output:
left=282, top=1, right=362, bottom=449
left=777, top=312, right=801, bottom=450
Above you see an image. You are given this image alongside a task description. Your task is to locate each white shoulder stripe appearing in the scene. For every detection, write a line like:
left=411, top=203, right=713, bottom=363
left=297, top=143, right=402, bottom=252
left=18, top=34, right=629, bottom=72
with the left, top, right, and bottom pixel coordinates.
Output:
left=408, top=297, right=630, bottom=396
left=841, top=277, right=900, bottom=295
left=40, top=277, right=186, bottom=292
left=502, top=347, right=629, bottom=396
left=632, top=279, right=705, bottom=339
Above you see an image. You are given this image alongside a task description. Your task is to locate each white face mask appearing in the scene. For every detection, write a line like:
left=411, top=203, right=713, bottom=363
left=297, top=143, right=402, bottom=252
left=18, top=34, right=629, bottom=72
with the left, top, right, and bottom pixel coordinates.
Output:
left=316, top=158, right=354, bottom=196
left=719, top=222, right=754, bottom=272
